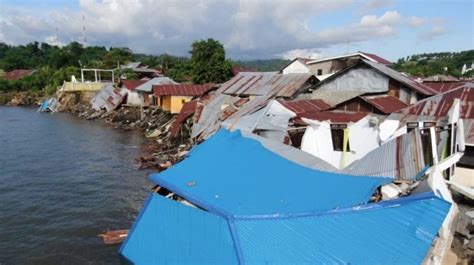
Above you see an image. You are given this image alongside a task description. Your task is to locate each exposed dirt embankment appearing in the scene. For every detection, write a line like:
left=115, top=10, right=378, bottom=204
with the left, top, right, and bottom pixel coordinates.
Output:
left=1, top=91, right=44, bottom=106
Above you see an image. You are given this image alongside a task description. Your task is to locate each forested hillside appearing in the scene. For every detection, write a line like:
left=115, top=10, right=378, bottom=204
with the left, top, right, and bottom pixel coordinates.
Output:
left=394, top=50, right=474, bottom=78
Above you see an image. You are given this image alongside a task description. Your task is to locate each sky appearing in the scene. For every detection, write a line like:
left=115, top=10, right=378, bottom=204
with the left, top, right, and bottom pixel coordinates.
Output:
left=0, top=0, right=473, bottom=61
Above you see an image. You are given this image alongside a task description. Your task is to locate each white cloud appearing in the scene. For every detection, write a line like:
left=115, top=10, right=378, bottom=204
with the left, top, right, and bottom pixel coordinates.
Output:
left=359, top=0, right=393, bottom=12
left=0, top=1, right=443, bottom=59
left=420, top=26, right=448, bottom=40
left=408, top=16, right=426, bottom=27
left=278, top=48, right=321, bottom=60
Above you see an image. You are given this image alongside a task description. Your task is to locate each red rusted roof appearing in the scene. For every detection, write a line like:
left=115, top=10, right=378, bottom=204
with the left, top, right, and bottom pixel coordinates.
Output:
left=361, top=96, right=408, bottom=114
left=359, top=52, right=392, bottom=65
left=279, top=99, right=331, bottom=114
left=297, top=111, right=368, bottom=124
left=170, top=100, right=198, bottom=137
left=397, top=84, right=474, bottom=119
left=422, top=81, right=467, bottom=93
left=121, top=80, right=147, bottom=91
left=3, top=69, right=35, bottom=80
left=153, top=83, right=215, bottom=97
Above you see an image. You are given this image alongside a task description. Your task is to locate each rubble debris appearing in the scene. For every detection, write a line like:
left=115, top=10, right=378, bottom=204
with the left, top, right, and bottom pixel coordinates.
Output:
left=98, top=229, right=129, bottom=244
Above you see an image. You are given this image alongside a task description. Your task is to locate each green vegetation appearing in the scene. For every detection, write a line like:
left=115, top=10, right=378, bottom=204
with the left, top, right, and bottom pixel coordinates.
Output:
left=234, top=59, right=290, bottom=72
left=190, top=39, right=233, bottom=84
left=394, top=50, right=474, bottom=78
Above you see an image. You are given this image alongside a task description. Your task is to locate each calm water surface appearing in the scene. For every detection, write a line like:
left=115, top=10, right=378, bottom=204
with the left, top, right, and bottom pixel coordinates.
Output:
left=0, top=107, right=153, bottom=264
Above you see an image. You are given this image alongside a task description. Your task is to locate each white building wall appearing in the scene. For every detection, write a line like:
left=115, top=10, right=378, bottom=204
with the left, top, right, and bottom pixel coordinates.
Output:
left=301, top=117, right=380, bottom=169
left=282, top=61, right=310, bottom=74
left=126, top=91, right=144, bottom=106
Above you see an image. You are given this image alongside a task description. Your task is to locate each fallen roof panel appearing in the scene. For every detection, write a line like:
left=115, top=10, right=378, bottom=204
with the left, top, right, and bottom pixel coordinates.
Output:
left=121, top=191, right=450, bottom=265
left=340, top=129, right=427, bottom=180
left=150, top=129, right=390, bottom=216
left=233, top=192, right=450, bottom=264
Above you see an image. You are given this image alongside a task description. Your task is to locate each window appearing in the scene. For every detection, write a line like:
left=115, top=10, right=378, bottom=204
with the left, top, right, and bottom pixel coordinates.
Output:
left=317, top=69, right=323, bottom=76
left=182, top=99, right=186, bottom=104
left=330, top=124, right=350, bottom=151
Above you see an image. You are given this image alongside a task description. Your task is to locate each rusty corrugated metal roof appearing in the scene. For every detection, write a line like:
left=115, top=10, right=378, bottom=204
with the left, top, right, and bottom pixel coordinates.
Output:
left=279, top=99, right=331, bottom=114
left=170, top=100, right=197, bottom=137
left=220, top=72, right=315, bottom=98
left=298, top=111, right=368, bottom=124
left=397, top=83, right=474, bottom=119
left=121, top=80, right=147, bottom=91
left=361, top=95, right=408, bottom=114
left=422, top=81, right=467, bottom=93
left=153, top=83, right=215, bottom=97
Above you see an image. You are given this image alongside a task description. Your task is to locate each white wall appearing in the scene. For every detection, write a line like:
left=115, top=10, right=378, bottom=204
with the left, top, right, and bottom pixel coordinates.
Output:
left=282, top=60, right=310, bottom=74
left=126, top=91, right=144, bottom=106
left=301, top=117, right=380, bottom=169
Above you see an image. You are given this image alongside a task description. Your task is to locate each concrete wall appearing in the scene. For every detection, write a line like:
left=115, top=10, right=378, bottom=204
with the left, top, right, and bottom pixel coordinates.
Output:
left=160, top=95, right=194, bottom=113
left=126, top=91, right=143, bottom=106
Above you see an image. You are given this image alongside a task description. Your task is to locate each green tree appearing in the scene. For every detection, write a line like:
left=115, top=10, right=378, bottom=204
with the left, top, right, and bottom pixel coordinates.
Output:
left=103, top=47, right=133, bottom=68
left=189, top=38, right=232, bottom=84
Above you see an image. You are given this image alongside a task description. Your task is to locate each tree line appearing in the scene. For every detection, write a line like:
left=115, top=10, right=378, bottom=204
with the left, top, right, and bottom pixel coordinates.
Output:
left=0, top=39, right=242, bottom=94
left=394, top=50, right=474, bottom=78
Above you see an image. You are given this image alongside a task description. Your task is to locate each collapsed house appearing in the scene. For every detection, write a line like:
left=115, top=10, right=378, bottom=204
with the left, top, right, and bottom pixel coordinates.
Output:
left=134, top=77, right=178, bottom=107
left=120, top=129, right=450, bottom=264
left=120, top=79, right=148, bottom=106
left=90, top=83, right=127, bottom=112
left=191, top=72, right=319, bottom=139
left=385, top=83, right=474, bottom=199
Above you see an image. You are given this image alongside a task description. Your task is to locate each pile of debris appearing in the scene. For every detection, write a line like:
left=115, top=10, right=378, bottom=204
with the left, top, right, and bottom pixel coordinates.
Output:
left=451, top=195, right=474, bottom=264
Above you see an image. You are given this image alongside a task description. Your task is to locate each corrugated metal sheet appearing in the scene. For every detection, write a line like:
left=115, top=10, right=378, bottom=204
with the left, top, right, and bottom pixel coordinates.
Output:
left=362, top=95, right=408, bottom=114
left=220, top=72, right=315, bottom=97
left=233, top=192, right=450, bottom=264
left=397, top=83, right=474, bottom=119
left=135, top=77, right=177, bottom=92
left=297, top=90, right=367, bottom=106
left=153, top=83, right=215, bottom=97
left=359, top=51, right=392, bottom=65
left=150, top=129, right=390, bottom=216
left=90, top=84, right=127, bottom=112
left=423, top=81, right=466, bottom=93
left=278, top=99, right=331, bottom=114
left=121, top=80, right=147, bottom=91
left=298, top=111, right=368, bottom=124
left=170, top=100, right=197, bottom=137
left=122, top=191, right=449, bottom=264
left=120, top=193, right=238, bottom=264
left=340, top=129, right=426, bottom=180
left=364, top=60, right=438, bottom=96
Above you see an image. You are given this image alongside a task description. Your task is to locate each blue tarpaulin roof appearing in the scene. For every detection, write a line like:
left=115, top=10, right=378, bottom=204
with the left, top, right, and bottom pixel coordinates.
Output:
left=150, top=129, right=391, bottom=216
left=120, top=192, right=450, bottom=264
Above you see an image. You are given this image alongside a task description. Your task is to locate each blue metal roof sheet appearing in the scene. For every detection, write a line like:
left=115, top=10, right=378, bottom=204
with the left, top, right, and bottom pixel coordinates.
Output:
left=150, top=129, right=390, bottom=216
left=232, top=192, right=450, bottom=264
left=120, top=192, right=450, bottom=264
left=119, top=193, right=238, bottom=265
